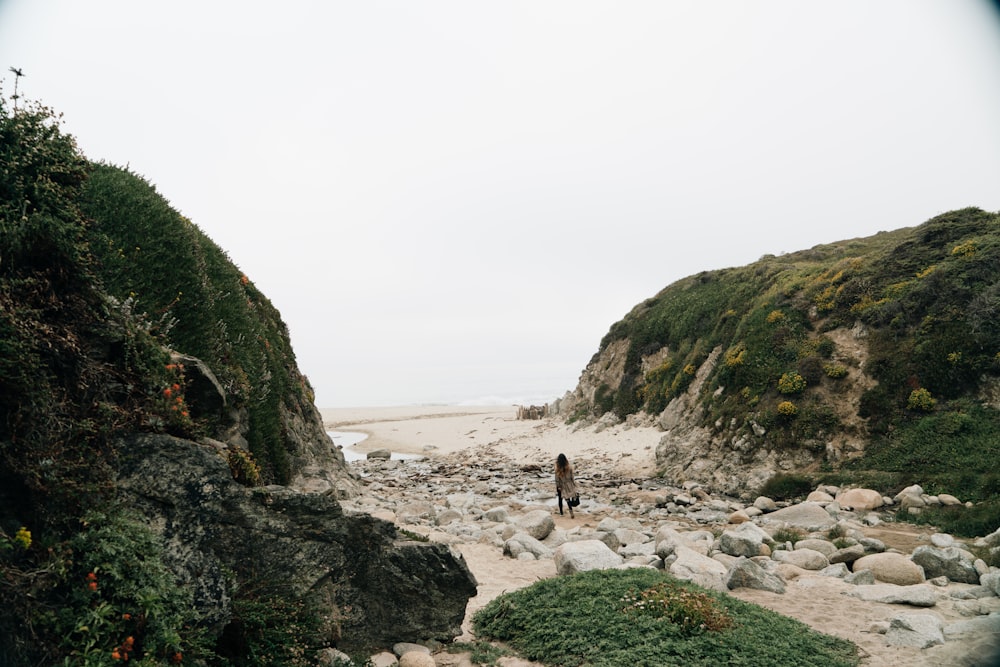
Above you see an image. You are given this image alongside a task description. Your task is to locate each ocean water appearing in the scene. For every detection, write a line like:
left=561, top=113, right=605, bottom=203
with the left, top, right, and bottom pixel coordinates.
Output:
left=327, top=431, right=421, bottom=462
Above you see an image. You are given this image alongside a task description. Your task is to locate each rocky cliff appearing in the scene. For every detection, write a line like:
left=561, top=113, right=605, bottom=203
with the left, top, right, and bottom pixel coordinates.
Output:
left=557, top=209, right=1000, bottom=502
left=0, top=98, right=475, bottom=664
left=117, top=433, right=477, bottom=652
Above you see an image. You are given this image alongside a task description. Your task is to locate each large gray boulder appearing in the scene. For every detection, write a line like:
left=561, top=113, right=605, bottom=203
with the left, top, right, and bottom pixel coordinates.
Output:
left=846, top=584, right=938, bottom=607
left=718, top=522, right=768, bottom=558
left=761, top=502, right=836, bottom=530
left=116, top=433, right=477, bottom=653
left=853, top=552, right=926, bottom=586
left=725, top=557, right=786, bottom=593
left=554, top=540, right=624, bottom=575
left=772, top=548, right=829, bottom=571
left=910, top=545, right=981, bottom=584
left=669, top=546, right=728, bottom=592
left=885, top=613, right=945, bottom=648
left=504, top=532, right=553, bottom=560
left=515, top=510, right=556, bottom=540
left=835, top=488, right=884, bottom=511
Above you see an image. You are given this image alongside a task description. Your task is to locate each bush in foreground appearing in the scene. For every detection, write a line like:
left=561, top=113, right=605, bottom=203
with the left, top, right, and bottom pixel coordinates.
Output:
left=473, top=568, right=858, bottom=667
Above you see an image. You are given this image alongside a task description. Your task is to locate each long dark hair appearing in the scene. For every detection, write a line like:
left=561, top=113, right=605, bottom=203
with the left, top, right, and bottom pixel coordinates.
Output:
left=556, top=453, right=570, bottom=474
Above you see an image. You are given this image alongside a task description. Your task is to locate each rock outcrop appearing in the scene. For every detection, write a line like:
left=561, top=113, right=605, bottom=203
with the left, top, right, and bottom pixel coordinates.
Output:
left=116, top=433, right=477, bottom=653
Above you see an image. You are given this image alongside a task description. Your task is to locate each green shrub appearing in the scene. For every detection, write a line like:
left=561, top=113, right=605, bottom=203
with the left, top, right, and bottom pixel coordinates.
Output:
left=771, top=527, right=805, bottom=545
left=777, top=372, right=807, bottom=395
left=760, top=473, right=814, bottom=500
left=621, top=580, right=733, bottom=636
left=824, top=363, right=848, bottom=379
left=907, top=387, right=936, bottom=412
left=777, top=400, right=798, bottom=418
left=473, top=569, right=858, bottom=667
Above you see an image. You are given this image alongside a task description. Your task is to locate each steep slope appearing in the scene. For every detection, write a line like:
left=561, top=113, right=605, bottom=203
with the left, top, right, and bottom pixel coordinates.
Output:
left=559, top=209, right=1000, bottom=507
left=80, top=163, right=352, bottom=492
left=0, top=99, right=474, bottom=664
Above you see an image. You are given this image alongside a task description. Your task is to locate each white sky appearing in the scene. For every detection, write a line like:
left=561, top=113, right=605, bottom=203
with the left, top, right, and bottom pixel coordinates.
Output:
left=2, top=1, right=1000, bottom=407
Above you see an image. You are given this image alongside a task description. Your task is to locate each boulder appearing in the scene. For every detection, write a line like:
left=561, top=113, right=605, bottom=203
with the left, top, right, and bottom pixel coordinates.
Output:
left=483, top=506, right=510, bottom=522
left=503, top=532, right=552, bottom=560
left=835, top=488, right=884, bottom=511
left=654, top=526, right=689, bottom=560
left=795, top=538, right=837, bottom=557
left=911, top=546, right=980, bottom=584
left=669, top=545, right=728, bottom=592
left=772, top=548, right=829, bottom=571
left=885, top=613, right=945, bottom=648
left=761, top=502, right=836, bottom=530
left=853, top=552, right=926, bottom=586
left=555, top=540, right=624, bottom=575
left=806, top=490, right=835, bottom=503
left=981, top=572, right=1000, bottom=597
left=718, top=522, right=768, bottom=558
left=515, top=509, right=555, bottom=540
left=845, top=569, right=876, bottom=585
left=117, top=434, right=477, bottom=653
left=399, top=652, right=436, bottom=667
left=846, top=584, right=937, bottom=607
left=829, top=544, right=866, bottom=564
left=725, top=557, right=786, bottom=593
left=754, top=496, right=778, bottom=512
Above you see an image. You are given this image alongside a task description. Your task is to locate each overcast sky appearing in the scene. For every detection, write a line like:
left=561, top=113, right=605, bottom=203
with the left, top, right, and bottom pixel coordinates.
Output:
left=2, top=2, right=1000, bottom=407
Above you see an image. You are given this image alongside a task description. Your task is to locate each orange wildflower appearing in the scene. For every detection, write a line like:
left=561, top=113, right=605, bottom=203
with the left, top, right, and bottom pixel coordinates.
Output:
left=164, top=388, right=172, bottom=398
left=88, top=581, right=98, bottom=591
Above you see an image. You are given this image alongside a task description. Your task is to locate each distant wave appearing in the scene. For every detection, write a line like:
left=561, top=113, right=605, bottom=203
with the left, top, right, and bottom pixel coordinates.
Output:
left=456, top=392, right=563, bottom=407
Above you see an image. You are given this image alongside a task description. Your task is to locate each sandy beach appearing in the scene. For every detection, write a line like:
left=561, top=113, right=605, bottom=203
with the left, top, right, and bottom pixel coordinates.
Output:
left=320, top=405, right=1000, bottom=667
left=322, top=404, right=659, bottom=478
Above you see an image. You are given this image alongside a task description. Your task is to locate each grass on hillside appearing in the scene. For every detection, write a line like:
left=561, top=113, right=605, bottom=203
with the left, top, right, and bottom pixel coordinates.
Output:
left=472, top=568, right=858, bottom=667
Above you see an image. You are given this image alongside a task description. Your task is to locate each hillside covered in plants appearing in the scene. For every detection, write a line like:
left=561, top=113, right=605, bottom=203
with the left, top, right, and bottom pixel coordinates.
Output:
left=0, top=98, right=474, bottom=665
left=559, top=208, right=1000, bottom=533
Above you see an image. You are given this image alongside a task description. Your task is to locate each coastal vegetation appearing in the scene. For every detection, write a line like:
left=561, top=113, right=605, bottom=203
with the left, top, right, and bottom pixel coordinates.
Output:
left=473, top=568, right=859, bottom=666
left=0, top=96, right=330, bottom=663
left=575, top=206, right=1000, bottom=535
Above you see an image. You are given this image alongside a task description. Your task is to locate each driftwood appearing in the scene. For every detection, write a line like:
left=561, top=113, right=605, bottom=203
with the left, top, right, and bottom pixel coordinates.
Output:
left=516, top=404, right=548, bottom=420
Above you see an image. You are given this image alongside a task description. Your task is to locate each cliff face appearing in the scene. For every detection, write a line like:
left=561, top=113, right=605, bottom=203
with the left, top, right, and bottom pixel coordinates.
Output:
left=559, top=209, right=1000, bottom=498
left=117, top=433, right=476, bottom=652
left=81, top=163, right=356, bottom=492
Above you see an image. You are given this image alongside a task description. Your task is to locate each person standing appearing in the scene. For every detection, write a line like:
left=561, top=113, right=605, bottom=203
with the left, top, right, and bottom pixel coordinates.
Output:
left=555, top=453, right=578, bottom=518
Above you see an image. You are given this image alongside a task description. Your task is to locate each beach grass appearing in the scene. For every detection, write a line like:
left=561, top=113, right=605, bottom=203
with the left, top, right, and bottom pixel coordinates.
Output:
left=472, top=568, right=859, bottom=667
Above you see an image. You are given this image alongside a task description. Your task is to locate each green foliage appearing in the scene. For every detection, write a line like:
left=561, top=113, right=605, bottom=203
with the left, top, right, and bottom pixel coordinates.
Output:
left=0, top=96, right=332, bottom=663
left=759, top=473, right=814, bottom=500
left=217, top=595, right=326, bottom=667
left=823, top=363, right=848, bottom=379
left=776, top=400, right=798, bottom=418
left=777, top=372, right=807, bottom=395
left=910, top=499, right=1000, bottom=540
left=227, top=448, right=263, bottom=487
left=80, top=164, right=307, bottom=484
left=621, top=580, right=733, bottom=636
left=771, top=527, right=805, bottom=545
left=473, top=568, right=858, bottom=666
left=581, top=206, right=1000, bottom=517
left=907, top=387, right=936, bottom=412
left=448, top=641, right=514, bottom=666
left=0, top=508, right=211, bottom=666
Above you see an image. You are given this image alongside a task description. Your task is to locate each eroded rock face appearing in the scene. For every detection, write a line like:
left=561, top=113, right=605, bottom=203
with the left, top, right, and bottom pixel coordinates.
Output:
left=115, top=433, right=477, bottom=653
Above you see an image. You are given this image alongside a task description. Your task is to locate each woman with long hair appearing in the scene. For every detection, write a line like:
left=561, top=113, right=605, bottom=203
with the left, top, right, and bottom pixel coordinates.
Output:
left=555, top=453, right=578, bottom=518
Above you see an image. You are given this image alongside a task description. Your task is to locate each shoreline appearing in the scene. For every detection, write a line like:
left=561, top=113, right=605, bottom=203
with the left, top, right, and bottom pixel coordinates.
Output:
left=320, top=405, right=661, bottom=478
